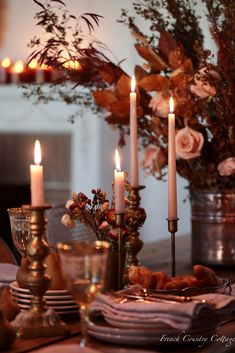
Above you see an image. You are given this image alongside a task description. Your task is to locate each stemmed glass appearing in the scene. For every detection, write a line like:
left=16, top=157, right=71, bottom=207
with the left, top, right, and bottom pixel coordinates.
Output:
left=7, top=207, right=32, bottom=256
left=57, top=240, right=110, bottom=348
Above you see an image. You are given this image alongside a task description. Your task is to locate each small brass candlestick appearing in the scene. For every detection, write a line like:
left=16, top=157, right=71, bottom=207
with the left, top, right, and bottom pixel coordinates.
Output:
left=167, top=218, right=179, bottom=277
left=125, top=186, right=146, bottom=274
left=13, top=205, right=70, bottom=338
left=115, top=212, right=126, bottom=290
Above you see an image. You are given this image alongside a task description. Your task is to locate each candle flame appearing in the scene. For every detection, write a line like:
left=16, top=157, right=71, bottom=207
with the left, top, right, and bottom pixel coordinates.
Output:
left=34, top=140, right=41, bottom=165
left=131, top=75, right=136, bottom=92
left=13, top=60, right=24, bottom=73
left=1, top=57, right=11, bottom=68
left=115, top=149, right=121, bottom=171
left=28, top=59, right=38, bottom=69
left=169, top=96, right=174, bottom=113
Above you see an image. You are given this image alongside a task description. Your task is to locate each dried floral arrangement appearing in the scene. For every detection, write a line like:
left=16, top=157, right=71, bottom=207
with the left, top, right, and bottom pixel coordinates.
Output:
left=61, top=189, right=117, bottom=241
left=27, top=0, right=235, bottom=192
left=61, top=186, right=146, bottom=242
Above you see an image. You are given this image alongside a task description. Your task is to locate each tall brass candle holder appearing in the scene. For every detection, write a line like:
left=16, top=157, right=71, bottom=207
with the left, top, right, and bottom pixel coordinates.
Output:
left=125, top=186, right=146, bottom=274
left=167, top=218, right=179, bottom=277
left=13, top=205, right=70, bottom=338
left=115, top=212, right=126, bottom=290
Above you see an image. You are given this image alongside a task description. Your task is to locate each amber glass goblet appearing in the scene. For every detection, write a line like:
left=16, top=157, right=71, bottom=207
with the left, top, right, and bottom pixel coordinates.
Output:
left=57, top=240, right=110, bottom=347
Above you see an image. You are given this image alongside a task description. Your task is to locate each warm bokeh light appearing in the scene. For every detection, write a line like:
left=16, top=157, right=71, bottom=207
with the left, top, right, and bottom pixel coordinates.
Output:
left=40, top=63, right=49, bottom=70
left=1, top=57, right=11, bottom=68
left=169, top=96, right=174, bottom=113
left=131, top=75, right=136, bottom=92
left=115, top=148, right=121, bottom=171
left=62, top=60, right=81, bottom=70
left=13, top=60, right=24, bottom=73
left=28, top=59, right=38, bottom=69
left=34, top=140, right=42, bottom=165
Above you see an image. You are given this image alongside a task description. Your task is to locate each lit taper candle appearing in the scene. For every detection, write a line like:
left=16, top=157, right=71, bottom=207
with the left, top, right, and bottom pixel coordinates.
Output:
left=130, top=75, right=139, bottom=187
left=114, top=149, right=125, bottom=213
left=168, top=97, right=177, bottom=219
left=30, top=140, right=45, bottom=206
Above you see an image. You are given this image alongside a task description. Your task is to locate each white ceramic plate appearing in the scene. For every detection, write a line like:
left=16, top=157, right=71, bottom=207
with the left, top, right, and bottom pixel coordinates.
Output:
left=17, top=302, right=78, bottom=310
left=10, top=290, right=72, bottom=301
left=87, top=316, right=217, bottom=346
left=10, top=282, right=69, bottom=295
left=17, top=304, right=78, bottom=315
left=20, top=308, right=78, bottom=315
left=104, top=315, right=170, bottom=330
left=13, top=296, right=77, bottom=307
left=11, top=295, right=77, bottom=306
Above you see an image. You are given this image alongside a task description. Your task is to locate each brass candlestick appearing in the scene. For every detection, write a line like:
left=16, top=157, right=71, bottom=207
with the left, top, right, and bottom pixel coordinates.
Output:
left=115, top=212, right=125, bottom=290
left=12, top=205, right=70, bottom=338
left=125, top=186, right=146, bottom=273
left=167, top=218, right=179, bottom=277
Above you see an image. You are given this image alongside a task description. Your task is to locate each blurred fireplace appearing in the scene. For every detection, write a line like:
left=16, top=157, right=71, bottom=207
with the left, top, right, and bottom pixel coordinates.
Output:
left=0, top=133, right=71, bottom=258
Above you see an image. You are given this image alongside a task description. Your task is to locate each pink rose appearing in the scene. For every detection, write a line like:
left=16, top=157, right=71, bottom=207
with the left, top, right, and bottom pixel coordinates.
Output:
left=190, top=67, right=220, bottom=98
left=141, top=144, right=166, bottom=174
left=217, top=157, right=235, bottom=176
left=175, top=127, right=204, bottom=160
left=149, top=92, right=169, bottom=117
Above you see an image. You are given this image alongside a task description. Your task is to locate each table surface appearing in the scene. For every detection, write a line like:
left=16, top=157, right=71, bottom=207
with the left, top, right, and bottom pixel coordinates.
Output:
left=7, top=235, right=235, bottom=353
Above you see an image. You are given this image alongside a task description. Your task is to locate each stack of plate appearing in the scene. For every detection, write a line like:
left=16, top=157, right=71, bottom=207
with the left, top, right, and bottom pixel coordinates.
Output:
left=87, top=313, right=217, bottom=346
left=10, top=281, right=78, bottom=315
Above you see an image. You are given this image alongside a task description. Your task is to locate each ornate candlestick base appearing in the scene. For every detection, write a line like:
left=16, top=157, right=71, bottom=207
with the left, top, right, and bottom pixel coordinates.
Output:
left=12, top=205, right=70, bottom=338
left=115, top=213, right=126, bottom=291
left=125, top=186, right=146, bottom=276
left=167, top=218, right=179, bottom=277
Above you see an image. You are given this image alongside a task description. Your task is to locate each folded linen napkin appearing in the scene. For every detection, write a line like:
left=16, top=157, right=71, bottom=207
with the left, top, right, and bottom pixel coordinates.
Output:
left=0, top=263, right=19, bottom=283
left=89, top=285, right=235, bottom=331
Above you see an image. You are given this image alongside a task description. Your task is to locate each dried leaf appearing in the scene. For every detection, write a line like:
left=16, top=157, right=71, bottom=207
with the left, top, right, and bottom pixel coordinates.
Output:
left=111, top=99, right=129, bottom=117
left=33, top=0, right=46, bottom=10
left=106, top=114, right=129, bottom=125
left=116, top=74, right=131, bottom=97
left=158, top=31, right=178, bottom=58
left=135, top=45, right=168, bottom=71
left=138, top=74, right=169, bottom=91
left=170, top=73, right=189, bottom=89
left=134, top=65, right=148, bottom=81
left=92, top=90, right=117, bottom=110
left=168, top=48, right=186, bottom=69
left=98, top=68, right=114, bottom=84
left=131, top=30, right=149, bottom=45
left=181, top=59, right=193, bottom=73
left=111, top=99, right=143, bottom=118
left=51, top=0, right=66, bottom=6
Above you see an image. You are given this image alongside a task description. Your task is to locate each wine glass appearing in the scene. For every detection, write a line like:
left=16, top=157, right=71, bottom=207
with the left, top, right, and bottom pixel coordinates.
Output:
left=57, top=240, right=110, bottom=347
left=7, top=207, right=32, bottom=256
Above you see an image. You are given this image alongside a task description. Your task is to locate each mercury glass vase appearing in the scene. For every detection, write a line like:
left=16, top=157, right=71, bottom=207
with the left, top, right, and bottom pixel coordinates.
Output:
left=191, top=190, right=235, bottom=266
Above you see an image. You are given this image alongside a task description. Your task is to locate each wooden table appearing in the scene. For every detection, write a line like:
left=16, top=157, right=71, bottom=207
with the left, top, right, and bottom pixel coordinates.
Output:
left=7, top=235, right=235, bottom=353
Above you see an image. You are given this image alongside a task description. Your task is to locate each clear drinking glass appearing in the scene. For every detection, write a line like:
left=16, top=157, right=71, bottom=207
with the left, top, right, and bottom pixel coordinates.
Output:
left=57, top=240, right=110, bottom=348
left=7, top=207, right=31, bottom=256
